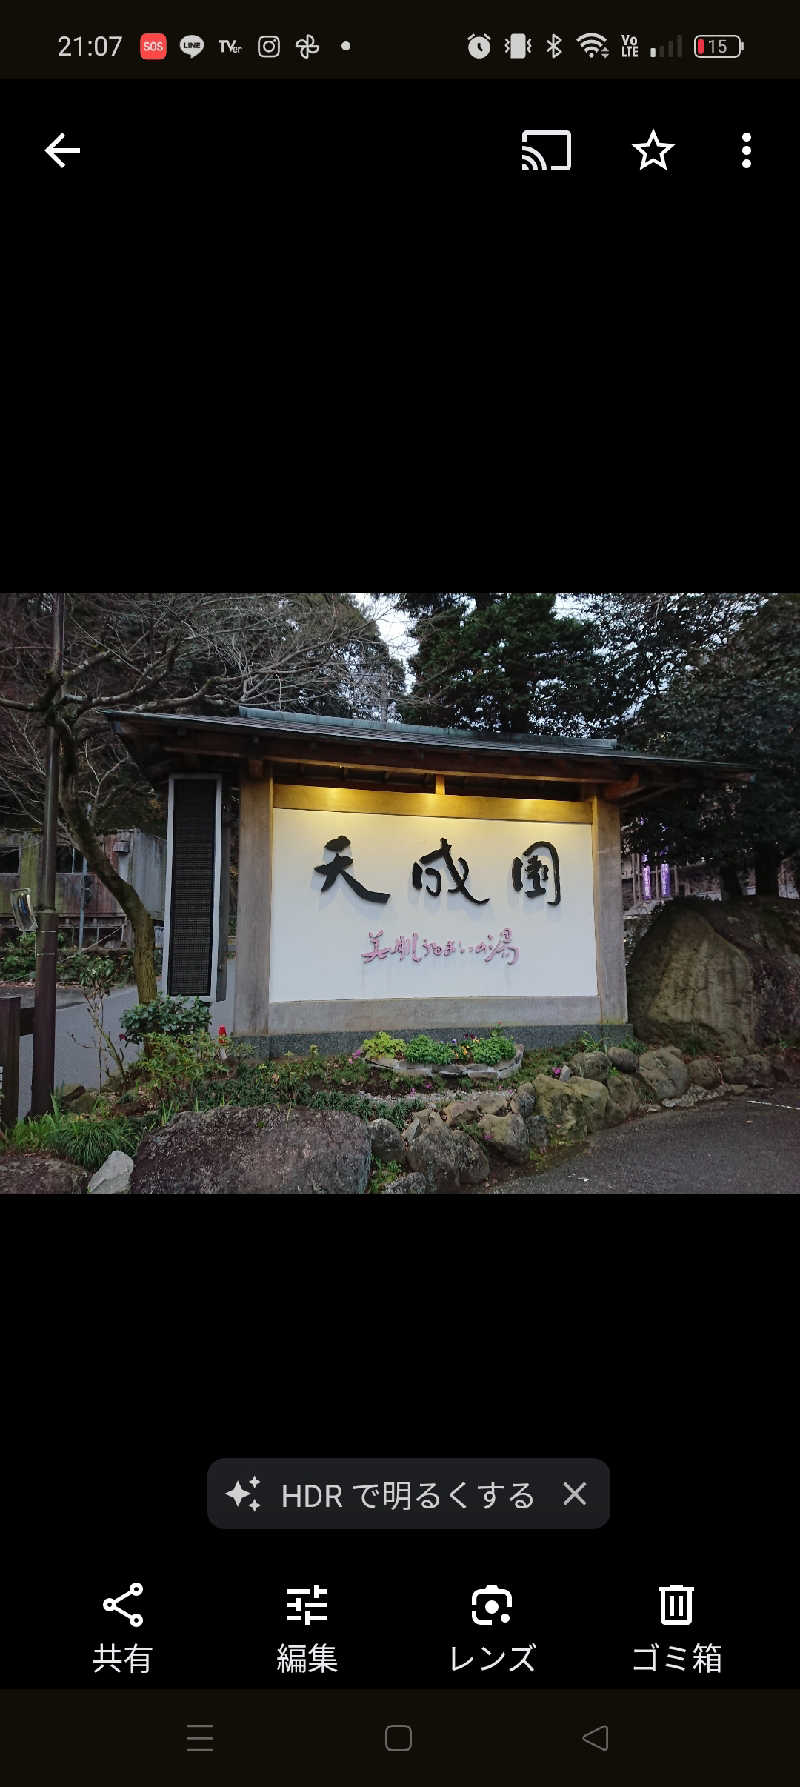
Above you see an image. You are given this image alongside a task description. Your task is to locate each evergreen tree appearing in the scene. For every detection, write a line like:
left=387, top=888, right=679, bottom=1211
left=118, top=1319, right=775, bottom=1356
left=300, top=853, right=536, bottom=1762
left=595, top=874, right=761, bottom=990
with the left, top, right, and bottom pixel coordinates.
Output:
left=579, top=592, right=767, bottom=728
left=386, top=592, right=605, bottom=734
left=622, top=593, right=800, bottom=895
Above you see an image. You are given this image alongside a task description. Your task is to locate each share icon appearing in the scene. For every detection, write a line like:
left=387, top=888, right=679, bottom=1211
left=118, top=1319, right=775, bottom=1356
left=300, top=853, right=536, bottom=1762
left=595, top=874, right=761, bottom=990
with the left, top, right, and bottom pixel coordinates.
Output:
left=102, top=1582, right=144, bottom=1626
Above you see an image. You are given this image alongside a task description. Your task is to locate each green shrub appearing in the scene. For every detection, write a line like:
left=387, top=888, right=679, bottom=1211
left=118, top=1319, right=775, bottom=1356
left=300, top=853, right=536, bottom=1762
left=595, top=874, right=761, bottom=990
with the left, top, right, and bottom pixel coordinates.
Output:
left=359, top=1032, right=408, bottom=1060
left=0, top=933, right=138, bottom=989
left=126, top=1030, right=228, bottom=1103
left=470, top=1030, right=516, bottom=1065
left=120, top=994, right=211, bottom=1043
left=403, top=1034, right=455, bottom=1065
left=0, top=932, right=37, bottom=977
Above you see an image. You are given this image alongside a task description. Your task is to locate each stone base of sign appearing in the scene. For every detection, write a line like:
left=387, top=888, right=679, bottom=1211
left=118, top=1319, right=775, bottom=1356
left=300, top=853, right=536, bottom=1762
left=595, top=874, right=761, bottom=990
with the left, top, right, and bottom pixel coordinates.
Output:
left=267, top=995, right=615, bottom=1033
left=233, top=1021, right=634, bottom=1060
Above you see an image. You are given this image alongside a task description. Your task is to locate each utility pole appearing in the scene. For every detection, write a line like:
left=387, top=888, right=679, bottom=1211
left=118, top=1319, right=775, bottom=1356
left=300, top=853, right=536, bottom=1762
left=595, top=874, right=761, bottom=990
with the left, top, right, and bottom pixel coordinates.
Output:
left=30, top=593, right=65, bottom=1116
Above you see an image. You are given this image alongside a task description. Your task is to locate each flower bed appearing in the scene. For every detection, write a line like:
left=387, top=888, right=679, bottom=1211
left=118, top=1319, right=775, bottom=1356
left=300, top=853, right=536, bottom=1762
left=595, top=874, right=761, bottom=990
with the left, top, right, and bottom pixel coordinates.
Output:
left=362, top=1029, right=524, bottom=1082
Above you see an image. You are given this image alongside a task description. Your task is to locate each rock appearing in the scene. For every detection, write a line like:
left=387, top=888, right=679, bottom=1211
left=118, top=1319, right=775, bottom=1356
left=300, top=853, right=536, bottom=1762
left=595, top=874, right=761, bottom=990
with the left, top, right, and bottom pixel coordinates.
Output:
left=367, top=1117, right=405, bottom=1162
left=627, top=896, right=800, bottom=1054
left=580, top=1050, right=609, bottom=1083
left=130, top=1106, right=372, bottom=1195
left=607, top=1046, right=639, bottom=1073
left=568, top=1056, right=587, bottom=1076
left=56, top=1083, right=86, bottom=1105
left=636, top=1049, right=690, bottom=1103
left=663, top=1087, right=712, bottom=1109
left=0, top=1153, right=87, bottom=1195
left=402, top=1111, right=490, bottom=1192
left=564, top=1078, right=610, bottom=1132
left=741, top=1052, right=775, bottom=1087
left=87, top=1149, right=135, bottom=1195
left=509, top=1081, right=537, bottom=1124
left=477, top=1111, right=530, bottom=1164
left=441, top=1092, right=509, bottom=1128
left=771, top=1050, right=800, bottom=1083
left=558, top=1065, right=572, bottom=1081
left=721, top=1056, right=746, bottom=1083
left=533, top=1073, right=588, bottom=1138
left=70, top=1092, right=101, bottom=1113
left=605, top=1074, right=641, bottom=1124
left=382, top=1172, right=428, bottom=1194
left=688, top=1056, right=723, bottom=1089
left=726, top=1084, right=748, bottom=1095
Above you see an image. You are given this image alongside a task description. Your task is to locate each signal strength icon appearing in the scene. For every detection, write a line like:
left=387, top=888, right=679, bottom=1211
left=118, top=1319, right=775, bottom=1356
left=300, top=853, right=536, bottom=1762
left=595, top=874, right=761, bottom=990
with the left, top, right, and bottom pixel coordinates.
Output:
left=649, top=36, right=684, bottom=58
left=576, top=32, right=609, bottom=58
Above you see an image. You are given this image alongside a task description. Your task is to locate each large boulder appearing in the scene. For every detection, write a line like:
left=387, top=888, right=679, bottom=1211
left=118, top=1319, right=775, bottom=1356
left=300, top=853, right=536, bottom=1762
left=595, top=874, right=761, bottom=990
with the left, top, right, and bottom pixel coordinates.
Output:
left=628, top=896, right=800, bottom=1054
left=130, top=1106, right=372, bottom=1195
left=0, top=1153, right=87, bottom=1195
left=401, top=1109, right=490, bottom=1192
left=87, top=1149, right=134, bottom=1194
left=636, top=1048, right=690, bottom=1102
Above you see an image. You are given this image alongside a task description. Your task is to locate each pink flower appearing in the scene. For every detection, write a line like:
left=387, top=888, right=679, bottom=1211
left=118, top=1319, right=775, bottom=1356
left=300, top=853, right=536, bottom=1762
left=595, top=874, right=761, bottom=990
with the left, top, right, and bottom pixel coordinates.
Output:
left=218, top=1025, right=227, bottom=1036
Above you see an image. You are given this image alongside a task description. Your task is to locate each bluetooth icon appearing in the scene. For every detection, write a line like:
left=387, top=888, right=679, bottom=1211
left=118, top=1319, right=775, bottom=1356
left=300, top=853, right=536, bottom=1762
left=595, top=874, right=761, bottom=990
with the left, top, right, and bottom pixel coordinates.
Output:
left=547, top=34, right=562, bottom=58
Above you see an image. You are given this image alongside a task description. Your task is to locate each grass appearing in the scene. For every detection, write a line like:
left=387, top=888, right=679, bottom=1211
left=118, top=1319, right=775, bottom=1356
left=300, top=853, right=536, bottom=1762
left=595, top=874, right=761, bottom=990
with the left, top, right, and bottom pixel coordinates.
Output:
left=1, top=1104, right=151, bottom=1172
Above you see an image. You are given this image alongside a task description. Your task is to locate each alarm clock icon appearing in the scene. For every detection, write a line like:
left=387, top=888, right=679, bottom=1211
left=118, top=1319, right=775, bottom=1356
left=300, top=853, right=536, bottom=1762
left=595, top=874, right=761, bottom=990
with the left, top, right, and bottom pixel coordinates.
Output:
left=468, top=33, right=492, bottom=59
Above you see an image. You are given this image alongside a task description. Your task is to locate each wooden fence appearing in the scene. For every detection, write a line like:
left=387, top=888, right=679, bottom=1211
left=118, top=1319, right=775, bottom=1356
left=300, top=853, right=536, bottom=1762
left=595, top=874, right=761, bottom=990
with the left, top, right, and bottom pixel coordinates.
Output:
left=0, top=996, right=34, bottom=1130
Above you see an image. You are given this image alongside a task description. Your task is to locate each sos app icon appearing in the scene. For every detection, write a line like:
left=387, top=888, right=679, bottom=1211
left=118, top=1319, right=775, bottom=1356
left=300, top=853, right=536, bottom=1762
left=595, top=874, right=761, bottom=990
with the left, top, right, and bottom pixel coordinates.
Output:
left=140, top=33, right=167, bottom=59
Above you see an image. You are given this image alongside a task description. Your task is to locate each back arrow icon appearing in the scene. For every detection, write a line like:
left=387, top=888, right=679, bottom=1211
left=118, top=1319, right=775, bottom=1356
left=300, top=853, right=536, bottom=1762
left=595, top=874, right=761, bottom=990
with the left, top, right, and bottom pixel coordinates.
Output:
left=45, top=133, right=80, bottom=168
left=582, top=1725, right=609, bottom=1753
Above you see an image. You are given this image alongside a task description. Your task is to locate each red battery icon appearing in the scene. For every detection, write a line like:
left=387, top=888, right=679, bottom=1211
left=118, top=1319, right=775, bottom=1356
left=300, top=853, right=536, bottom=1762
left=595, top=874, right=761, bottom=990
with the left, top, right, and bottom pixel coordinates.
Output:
left=694, top=35, right=744, bottom=56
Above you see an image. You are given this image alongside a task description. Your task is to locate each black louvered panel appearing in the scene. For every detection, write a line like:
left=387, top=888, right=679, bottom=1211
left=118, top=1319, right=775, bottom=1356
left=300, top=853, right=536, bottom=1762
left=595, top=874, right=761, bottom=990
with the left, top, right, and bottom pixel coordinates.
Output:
left=168, top=780, right=217, bottom=996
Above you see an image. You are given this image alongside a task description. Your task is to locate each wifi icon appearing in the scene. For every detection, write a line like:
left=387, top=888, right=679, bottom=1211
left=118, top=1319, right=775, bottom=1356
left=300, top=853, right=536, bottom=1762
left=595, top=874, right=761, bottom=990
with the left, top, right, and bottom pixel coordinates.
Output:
left=576, top=32, right=609, bottom=58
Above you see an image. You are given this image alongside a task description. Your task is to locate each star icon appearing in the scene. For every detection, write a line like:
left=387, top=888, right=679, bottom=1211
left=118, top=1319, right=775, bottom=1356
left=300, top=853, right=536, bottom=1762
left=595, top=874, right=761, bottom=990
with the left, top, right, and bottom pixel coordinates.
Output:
left=249, top=1476, right=260, bottom=1489
left=249, top=1499, right=260, bottom=1512
left=226, top=1479, right=248, bottom=1508
left=633, top=128, right=675, bottom=170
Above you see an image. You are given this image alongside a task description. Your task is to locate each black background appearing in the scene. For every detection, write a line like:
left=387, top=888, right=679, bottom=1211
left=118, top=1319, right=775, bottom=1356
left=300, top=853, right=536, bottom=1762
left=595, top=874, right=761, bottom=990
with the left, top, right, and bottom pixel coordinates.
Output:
left=1, top=1195, right=794, bottom=1688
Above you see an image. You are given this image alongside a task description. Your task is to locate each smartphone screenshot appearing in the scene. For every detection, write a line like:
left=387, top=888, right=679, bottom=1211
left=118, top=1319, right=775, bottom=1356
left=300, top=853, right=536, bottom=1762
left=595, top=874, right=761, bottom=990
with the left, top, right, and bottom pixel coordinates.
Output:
left=1, top=5, right=797, bottom=1783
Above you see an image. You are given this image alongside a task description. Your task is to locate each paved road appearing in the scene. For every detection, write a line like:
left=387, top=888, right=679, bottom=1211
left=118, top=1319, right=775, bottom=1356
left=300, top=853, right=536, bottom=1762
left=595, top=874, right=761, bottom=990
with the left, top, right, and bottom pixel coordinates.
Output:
left=13, top=970, right=236, bottom=1118
left=503, top=1091, right=800, bottom=1194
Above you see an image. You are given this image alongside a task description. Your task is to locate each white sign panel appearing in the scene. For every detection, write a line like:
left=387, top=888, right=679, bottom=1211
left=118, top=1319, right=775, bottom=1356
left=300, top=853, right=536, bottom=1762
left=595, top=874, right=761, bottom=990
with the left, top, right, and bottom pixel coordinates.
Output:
left=269, top=808, right=597, bottom=1002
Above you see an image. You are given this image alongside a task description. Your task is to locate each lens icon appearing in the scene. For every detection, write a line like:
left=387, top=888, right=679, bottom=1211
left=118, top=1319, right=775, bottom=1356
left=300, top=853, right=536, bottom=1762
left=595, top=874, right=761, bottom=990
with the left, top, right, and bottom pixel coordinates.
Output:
left=258, top=35, right=281, bottom=58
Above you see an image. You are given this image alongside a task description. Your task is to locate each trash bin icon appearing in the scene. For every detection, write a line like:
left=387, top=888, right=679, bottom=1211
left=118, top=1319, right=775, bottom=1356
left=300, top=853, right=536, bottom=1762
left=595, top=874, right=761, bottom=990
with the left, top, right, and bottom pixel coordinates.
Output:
left=659, top=1584, right=694, bottom=1626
